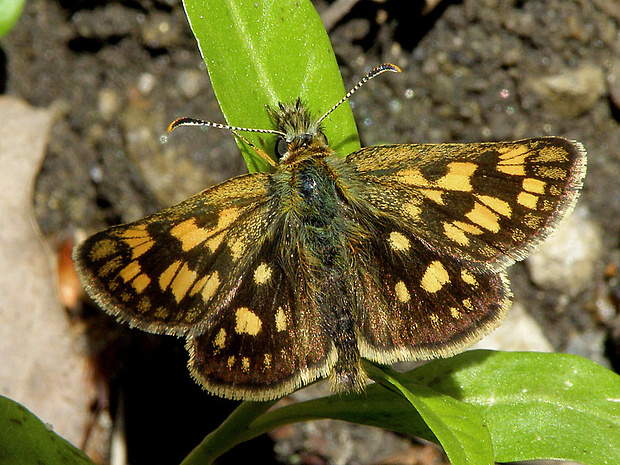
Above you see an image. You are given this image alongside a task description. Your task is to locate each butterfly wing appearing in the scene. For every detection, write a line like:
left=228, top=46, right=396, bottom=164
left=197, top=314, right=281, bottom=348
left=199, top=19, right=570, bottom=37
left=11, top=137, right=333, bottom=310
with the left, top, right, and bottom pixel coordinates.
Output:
left=186, top=242, right=336, bottom=401
left=345, top=137, right=586, bottom=271
left=74, top=173, right=272, bottom=335
left=352, top=217, right=511, bottom=363
left=342, top=137, right=586, bottom=361
left=74, top=172, right=335, bottom=400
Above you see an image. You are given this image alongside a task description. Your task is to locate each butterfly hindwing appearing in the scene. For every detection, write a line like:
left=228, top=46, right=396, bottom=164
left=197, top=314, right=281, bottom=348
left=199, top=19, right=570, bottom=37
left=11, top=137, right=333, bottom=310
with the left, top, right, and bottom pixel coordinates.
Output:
left=351, top=219, right=510, bottom=363
left=186, top=243, right=335, bottom=400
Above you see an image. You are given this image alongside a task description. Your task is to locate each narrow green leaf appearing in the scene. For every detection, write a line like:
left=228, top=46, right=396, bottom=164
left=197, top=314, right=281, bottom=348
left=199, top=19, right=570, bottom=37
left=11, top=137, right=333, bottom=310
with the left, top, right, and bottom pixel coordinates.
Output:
left=247, top=379, right=436, bottom=441
left=181, top=0, right=360, bottom=172
left=0, top=395, right=94, bottom=465
left=366, top=363, right=494, bottom=465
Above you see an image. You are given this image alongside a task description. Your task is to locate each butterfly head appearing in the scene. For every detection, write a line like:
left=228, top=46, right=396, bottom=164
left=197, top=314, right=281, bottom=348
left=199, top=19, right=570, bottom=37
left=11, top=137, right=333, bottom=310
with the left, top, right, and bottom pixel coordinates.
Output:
left=267, top=98, right=328, bottom=163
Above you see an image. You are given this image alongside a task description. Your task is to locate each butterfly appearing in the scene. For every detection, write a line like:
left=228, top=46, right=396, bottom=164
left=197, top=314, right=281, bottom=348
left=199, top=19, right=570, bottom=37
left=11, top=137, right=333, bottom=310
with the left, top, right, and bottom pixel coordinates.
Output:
left=73, top=64, right=587, bottom=401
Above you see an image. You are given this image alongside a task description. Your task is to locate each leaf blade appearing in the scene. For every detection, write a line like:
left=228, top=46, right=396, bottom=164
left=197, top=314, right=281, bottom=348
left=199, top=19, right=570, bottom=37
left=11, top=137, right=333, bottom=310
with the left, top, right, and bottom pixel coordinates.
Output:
left=181, top=0, right=360, bottom=172
left=366, top=363, right=494, bottom=465
left=0, top=395, right=95, bottom=465
left=225, top=352, right=619, bottom=465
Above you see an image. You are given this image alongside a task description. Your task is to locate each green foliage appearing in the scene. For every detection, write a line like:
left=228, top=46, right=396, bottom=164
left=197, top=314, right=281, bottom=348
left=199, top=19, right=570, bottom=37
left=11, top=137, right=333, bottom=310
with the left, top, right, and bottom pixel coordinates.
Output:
left=182, top=0, right=360, bottom=172
left=0, top=395, right=95, bottom=465
left=366, top=362, right=494, bottom=465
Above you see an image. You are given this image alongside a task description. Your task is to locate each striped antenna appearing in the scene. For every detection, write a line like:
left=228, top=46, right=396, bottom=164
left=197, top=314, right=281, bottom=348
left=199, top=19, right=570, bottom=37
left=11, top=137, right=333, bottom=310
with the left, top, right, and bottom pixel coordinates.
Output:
left=166, top=63, right=402, bottom=167
left=168, top=117, right=286, bottom=137
left=316, top=63, right=402, bottom=126
left=167, top=117, right=281, bottom=168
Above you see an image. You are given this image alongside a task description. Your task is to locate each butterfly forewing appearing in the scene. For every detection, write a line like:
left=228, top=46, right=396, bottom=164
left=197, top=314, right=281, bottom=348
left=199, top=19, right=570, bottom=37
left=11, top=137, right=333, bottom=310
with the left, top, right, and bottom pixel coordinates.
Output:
left=73, top=172, right=274, bottom=335
left=346, top=137, right=586, bottom=270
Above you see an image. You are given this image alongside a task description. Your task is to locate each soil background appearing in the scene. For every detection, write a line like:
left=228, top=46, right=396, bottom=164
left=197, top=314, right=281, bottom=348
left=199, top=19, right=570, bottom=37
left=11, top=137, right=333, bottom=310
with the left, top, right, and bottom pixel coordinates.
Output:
left=2, top=0, right=620, bottom=464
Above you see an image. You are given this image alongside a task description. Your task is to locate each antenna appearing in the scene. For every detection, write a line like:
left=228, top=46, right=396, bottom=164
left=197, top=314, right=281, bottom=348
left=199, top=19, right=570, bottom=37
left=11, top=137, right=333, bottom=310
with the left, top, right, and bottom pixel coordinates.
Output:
left=166, top=63, right=402, bottom=166
left=167, top=119, right=282, bottom=168
left=167, top=117, right=286, bottom=137
left=168, top=63, right=402, bottom=135
left=316, top=63, right=402, bottom=126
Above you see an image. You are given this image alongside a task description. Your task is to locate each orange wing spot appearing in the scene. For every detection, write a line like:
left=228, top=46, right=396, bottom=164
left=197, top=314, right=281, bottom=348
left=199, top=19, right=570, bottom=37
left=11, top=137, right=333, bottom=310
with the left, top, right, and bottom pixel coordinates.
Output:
left=119, top=262, right=141, bottom=283
left=235, top=307, right=262, bottom=336
left=132, top=273, right=151, bottom=293
left=465, top=203, right=500, bottom=232
left=435, top=161, right=476, bottom=191
left=477, top=195, right=512, bottom=217
left=395, top=281, right=411, bottom=303
left=170, top=219, right=208, bottom=252
left=170, top=262, right=198, bottom=303
left=201, top=272, right=220, bottom=303
left=517, top=191, right=539, bottom=210
left=522, top=178, right=546, bottom=194
left=443, top=222, right=470, bottom=246
left=160, top=260, right=181, bottom=291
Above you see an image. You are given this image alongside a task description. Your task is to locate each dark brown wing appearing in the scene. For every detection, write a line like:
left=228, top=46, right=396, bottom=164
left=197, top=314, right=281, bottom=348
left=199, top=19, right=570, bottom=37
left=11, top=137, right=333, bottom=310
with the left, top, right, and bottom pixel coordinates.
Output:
left=186, top=243, right=336, bottom=401
left=73, top=172, right=274, bottom=335
left=74, top=172, right=335, bottom=400
left=340, top=137, right=585, bottom=360
left=351, top=217, right=510, bottom=363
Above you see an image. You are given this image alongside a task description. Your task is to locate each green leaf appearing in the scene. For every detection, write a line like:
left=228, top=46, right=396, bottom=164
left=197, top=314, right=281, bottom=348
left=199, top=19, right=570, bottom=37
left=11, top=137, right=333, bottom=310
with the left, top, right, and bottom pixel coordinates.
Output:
left=406, top=350, right=620, bottom=465
left=0, top=0, right=26, bottom=39
left=181, top=0, right=360, bottom=172
left=0, top=395, right=95, bottom=465
left=366, top=363, right=494, bottom=465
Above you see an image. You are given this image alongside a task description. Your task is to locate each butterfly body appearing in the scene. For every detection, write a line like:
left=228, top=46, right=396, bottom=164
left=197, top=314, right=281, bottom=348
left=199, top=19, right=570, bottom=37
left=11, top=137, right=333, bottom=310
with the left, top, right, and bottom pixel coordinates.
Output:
left=272, top=149, right=370, bottom=393
left=75, top=97, right=586, bottom=401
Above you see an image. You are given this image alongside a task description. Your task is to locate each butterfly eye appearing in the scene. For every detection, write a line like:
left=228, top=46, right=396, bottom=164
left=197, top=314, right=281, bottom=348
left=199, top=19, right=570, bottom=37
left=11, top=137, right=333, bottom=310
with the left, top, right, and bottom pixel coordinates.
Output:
left=276, top=138, right=288, bottom=158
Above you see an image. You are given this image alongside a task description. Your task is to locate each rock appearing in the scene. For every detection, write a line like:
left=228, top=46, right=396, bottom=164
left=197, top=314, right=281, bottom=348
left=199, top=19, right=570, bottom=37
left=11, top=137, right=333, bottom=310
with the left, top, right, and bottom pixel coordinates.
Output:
left=526, top=205, right=602, bottom=296
left=473, top=301, right=554, bottom=353
left=522, top=64, right=606, bottom=118
left=0, top=97, right=99, bottom=448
